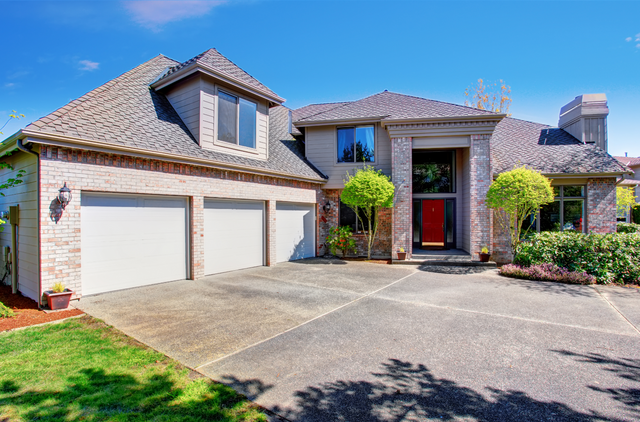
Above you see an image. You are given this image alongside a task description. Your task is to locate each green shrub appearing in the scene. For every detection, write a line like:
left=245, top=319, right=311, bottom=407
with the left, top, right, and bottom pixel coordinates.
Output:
left=0, top=300, right=14, bottom=318
left=500, top=263, right=595, bottom=284
left=633, top=205, right=640, bottom=224
left=515, top=231, right=640, bottom=285
left=325, top=226, right=357, bottom=257
left=617, top=222, right=640, bottom=233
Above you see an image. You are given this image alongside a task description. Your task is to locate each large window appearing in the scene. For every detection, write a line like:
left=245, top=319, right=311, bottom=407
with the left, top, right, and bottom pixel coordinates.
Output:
left=339, top=200, right=371, bottom=234
left=539, top=186, right=585, bottom=232
left=413, top=150, right=455, bottom=193
left=337, top=125, right=375, bottom=163
left=218, top=90, right=257, bottom=149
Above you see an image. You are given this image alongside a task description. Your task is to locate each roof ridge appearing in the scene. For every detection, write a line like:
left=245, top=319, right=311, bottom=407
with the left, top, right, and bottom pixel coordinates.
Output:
left=297, top=101, right=354, bottom=121
left=27, top=55, right=177, bottom=132
left=383, top=90, right=497, bottom=116
left=297, top=91, right=393, bottom=121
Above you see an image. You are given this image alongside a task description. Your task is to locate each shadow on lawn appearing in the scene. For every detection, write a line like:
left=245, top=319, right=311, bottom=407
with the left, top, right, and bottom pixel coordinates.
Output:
left=0, top=367, right=259, bottom=421
left=258, top=359, right=623, bottom=422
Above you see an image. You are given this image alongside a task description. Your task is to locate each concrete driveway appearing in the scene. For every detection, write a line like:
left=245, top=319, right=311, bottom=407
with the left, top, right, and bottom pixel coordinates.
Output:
left=76, top=259, right=640, bottom=421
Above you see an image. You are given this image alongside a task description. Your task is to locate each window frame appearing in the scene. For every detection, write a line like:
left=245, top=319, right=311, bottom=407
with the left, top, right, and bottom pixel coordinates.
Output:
left=335, top=124, right=376, bottom=165
left=412, top=150, right=457, bottom=194
left=535, top=185, right=587, bottom=234
left=214, top=86, right=259, bottom=152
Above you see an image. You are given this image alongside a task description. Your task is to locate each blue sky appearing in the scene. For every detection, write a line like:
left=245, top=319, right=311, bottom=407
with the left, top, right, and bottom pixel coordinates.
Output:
left=1, top=0, right=639, bottom=156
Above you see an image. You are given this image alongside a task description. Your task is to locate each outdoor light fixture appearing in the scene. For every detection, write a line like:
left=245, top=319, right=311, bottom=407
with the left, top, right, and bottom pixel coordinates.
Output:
left=57, top=183, right=72, bottom=209
left=323, top=202, right=332, bottom=213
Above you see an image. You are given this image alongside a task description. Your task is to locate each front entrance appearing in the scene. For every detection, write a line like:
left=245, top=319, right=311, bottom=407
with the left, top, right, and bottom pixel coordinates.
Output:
left=422, top=199, right=445, bottom=246
left=413, top=198, right=455, bottom=250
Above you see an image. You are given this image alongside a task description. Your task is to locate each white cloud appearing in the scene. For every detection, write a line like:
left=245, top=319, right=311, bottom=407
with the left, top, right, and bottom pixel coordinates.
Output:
left=123, top=1, right=224, bottom=30
left=5, top=83, right=15, bottom=88
left=79, top=60, right=100, bottom=71
left=626, top=37, right=632, bottom=42
left=637, top=44, right=640, bottom=49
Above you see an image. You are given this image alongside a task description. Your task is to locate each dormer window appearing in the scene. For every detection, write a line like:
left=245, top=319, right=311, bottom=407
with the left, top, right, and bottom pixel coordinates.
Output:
left=337, top=125, right=375, bottom=163
left=218, top=89, right=257, bottom=149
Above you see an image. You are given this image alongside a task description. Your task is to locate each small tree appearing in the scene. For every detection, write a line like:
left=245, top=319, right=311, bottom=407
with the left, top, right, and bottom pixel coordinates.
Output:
left=0, top=110, right=27, bottom=231
left=341, top=165, right=395, bottom=259
left=486, top=165, right=554, bottom=258
left=617, top=186, right=637, bottom=220
left=464, top=79, right=512, bottom=115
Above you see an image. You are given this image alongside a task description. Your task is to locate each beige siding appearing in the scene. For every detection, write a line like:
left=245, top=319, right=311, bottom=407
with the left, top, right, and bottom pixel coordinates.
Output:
left=461, top=147, right=470, bottom=253
left=166, top=76, right=202, bottom=142
left=0, top=150, right=39, bottom=301
left=306, top=123, right=391, bottom=189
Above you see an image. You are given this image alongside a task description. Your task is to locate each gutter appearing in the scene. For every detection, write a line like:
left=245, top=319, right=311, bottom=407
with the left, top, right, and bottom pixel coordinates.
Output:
left=16, top=139, right=42, bottom=306
left=18, top=129, right=327, bottom=184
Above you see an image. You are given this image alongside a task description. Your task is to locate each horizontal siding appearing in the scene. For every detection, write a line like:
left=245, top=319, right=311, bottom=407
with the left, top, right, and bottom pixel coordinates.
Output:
left=0, top=151, right=39, bottom=301
left=306, top=123, right=392, bottom=189
left=166, top=76, right=202, bottom=142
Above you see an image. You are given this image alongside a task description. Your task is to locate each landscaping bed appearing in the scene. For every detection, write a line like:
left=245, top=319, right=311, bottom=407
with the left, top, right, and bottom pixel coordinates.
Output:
left=0, top=284, right=84, bottom=332
left=0, top=315, right=267, bottom=421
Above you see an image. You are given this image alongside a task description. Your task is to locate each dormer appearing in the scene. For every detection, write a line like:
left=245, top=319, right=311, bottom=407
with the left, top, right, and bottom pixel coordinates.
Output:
left=150, top=49, right=284, bottom=160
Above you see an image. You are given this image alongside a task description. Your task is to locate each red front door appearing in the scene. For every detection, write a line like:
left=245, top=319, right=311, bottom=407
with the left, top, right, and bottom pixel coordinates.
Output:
left=422, top=199, right=445, bottom=244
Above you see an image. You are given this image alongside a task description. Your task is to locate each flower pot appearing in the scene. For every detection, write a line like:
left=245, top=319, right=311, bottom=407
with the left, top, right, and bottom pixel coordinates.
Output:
left=478, top=252, right=491, bottom=262
left=44, top=289, right=73, bottom=310
left=397, top=252, right=407, bottom=260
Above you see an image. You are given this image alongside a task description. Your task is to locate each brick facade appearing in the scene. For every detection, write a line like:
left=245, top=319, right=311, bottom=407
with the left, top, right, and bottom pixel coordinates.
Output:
left=39, top=146, right=321, bottom=299
left=469, top=134, right=493, bottom=260
left=587, top=177, right=617, bottom=233
left=391, top=137, right=412, bottom=259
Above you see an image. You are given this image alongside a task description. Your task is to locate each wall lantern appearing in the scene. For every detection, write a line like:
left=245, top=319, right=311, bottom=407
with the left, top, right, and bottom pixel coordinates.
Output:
left=323, top=202, right=332, bottom=213
left=57, top=183, right=72, bottom=209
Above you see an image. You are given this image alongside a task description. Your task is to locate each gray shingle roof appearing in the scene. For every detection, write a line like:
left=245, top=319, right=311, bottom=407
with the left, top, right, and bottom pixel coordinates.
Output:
left=157, top=48, right=281, bottom=101
left=24, top=55, right=326, bottom=181
left=292, top=102, right=350, bottom=122
left=613, top=156, right=640, bottom=168
left=294, top=91, right=495, bottom=123
left=491, top=117, right=627, bottom=175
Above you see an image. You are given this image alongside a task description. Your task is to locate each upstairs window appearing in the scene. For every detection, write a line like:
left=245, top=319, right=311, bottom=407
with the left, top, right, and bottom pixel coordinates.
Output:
left=413, top=150, right=456, bottom=193
left=337, top=125, right=375, bottom=163
left=218, top=90, right=257, bottom=149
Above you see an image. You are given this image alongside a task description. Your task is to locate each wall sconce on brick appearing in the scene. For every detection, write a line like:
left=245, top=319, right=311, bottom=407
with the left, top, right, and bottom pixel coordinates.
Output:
left=57, top=183, right=72, bottom=209
left=323, top=201, right=332, bottom=213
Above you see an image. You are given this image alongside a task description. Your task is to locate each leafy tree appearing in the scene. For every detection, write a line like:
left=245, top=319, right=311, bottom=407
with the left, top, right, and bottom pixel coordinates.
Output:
left=0, top=110, right=27, bottom=231
left=0, top=110, right=25, bottom=136
left=486, top=165, right=554, bottom=259
left=341, top=165, right=394, bottom=259
left=617, top=186, right=637, bottom=220
left=464, top=79, right=512, bottom=115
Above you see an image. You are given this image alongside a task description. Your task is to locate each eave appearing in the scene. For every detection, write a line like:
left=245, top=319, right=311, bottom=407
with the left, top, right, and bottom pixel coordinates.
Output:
left=150, top=62, right=285, bottom=106
left=13, top=129, right=328, bottom=184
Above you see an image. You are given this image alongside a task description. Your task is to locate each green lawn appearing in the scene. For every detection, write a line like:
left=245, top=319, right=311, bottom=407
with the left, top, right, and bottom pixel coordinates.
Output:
left=0, top=316, right=267, bottom=422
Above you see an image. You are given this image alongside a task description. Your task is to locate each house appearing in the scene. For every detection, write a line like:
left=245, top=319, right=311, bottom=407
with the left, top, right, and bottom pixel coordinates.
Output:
left=0, top=49, right=628, bottom=304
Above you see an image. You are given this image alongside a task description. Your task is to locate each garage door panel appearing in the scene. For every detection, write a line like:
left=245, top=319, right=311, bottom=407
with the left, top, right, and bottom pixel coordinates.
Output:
left=204, top=199, right=264, bottom=275
left=81, top=194, right=188, bottom=295
left=276, top=203, right=315, bottom=263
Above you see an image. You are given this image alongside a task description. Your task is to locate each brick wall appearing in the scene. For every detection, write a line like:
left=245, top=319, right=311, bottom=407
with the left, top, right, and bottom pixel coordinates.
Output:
left=391, top=137, right=412, bottom=259
left=587, top=177, right=617, bottom=233
left=470, top=134, right=492, bottom=260
left=39, top=146, right=321, bottom=299
left=491, top=210, right=512, bottom=264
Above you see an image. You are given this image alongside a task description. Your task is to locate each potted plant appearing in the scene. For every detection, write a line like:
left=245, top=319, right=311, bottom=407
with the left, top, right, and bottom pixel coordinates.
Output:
left=44, top=282, right=73, bottom=310
left=479, top=246, right=491, bottom=262
left=397, top=248, right=407, bottom=261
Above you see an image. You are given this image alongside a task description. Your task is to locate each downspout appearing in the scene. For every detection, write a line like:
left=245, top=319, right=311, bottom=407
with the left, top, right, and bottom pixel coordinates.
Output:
left=16, top=139, right=41, bottom=304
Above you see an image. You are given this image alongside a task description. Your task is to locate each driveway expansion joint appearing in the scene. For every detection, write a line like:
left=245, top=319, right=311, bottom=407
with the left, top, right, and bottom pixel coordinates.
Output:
left=194, top=269, right=418, bottom=370
left=593, top=285, right=640, bottom=336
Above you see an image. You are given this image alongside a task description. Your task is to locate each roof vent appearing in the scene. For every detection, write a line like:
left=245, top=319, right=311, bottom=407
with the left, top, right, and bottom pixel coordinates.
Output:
left=558, top=94, right=609, bottom=152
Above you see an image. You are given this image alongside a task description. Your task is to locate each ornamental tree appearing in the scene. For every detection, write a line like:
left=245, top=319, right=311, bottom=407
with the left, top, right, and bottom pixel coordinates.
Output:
left=486, top=165, right=554, bottom=259
left=341, top=165, right=395, bottom=260
left=617, top=186, right=637, bottom=220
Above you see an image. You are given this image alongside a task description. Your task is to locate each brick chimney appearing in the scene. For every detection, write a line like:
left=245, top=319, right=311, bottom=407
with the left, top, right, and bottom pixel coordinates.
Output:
left=558, top=94, right=609, bottom=152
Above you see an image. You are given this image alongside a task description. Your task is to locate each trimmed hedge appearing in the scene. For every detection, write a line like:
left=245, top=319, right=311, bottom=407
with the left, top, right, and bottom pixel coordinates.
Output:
left=633, top=205, right=640, bottom=224
left=618, top=222, right=640, bottom=233
left=500, top=263, right=595, bottom=284
left=515, top=232, right=640, bottom=285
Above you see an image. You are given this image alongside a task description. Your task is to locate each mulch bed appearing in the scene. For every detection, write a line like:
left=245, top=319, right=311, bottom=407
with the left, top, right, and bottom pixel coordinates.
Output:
left=0, top=284, right=83, bottom=332
left=340, top=257, right=391, bottom=265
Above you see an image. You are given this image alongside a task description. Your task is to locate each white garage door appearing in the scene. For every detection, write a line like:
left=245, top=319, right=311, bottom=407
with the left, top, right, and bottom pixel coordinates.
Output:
left=276, top=202, right=316, bottom=263
left=204, top=199, right=264, bottom=275
left=81, top=193, right=188, bottom=295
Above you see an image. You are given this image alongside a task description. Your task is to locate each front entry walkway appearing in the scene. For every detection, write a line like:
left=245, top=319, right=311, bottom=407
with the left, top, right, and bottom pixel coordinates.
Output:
left=76, top=259, right=640, bottom=421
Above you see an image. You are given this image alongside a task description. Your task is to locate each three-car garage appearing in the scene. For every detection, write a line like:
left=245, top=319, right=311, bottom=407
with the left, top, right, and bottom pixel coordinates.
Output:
left=80, top=193, right=316, bottom=296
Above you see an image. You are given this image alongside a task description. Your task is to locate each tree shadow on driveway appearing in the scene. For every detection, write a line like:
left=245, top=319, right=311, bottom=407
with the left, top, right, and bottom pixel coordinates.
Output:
left=224, top=359, right=624, bottom=421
